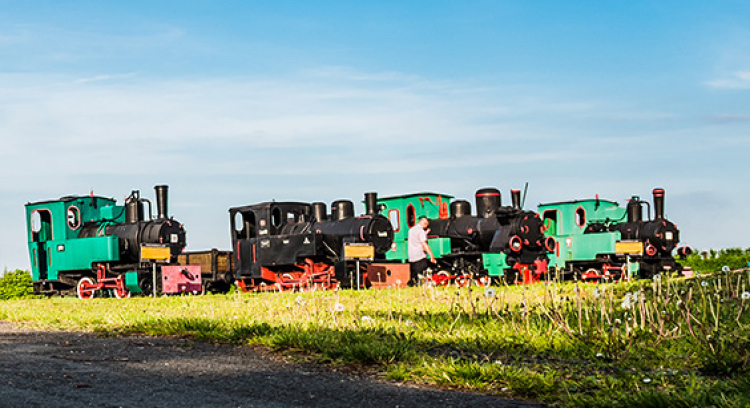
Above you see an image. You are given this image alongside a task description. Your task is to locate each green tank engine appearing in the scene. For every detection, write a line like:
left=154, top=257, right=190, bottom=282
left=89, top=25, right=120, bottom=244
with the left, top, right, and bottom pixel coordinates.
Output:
left=25, top=185, right=187, bottom=297
left=378, top=188, right=553, bottom=285
left=539, top=188, right=687, bottom=280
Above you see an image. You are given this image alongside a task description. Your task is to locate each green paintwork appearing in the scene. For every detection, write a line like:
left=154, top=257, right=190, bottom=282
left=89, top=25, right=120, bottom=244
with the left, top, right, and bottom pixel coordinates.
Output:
left=377, top=192, right=453, bottom=262
left=124, top=271, right=142, bottom=293
left=25, top=195, right=125, bottom=281
left=538, top=199, right=628, bottom=271
left=482, top=253, right=512, bottom=277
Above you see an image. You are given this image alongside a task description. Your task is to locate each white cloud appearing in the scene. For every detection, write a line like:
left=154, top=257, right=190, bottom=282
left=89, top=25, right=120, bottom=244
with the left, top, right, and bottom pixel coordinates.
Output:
left=705, top=70, right=750, bottom=89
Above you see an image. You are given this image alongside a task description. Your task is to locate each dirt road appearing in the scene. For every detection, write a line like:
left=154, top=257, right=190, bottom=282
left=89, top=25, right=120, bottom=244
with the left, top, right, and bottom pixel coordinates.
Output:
left=0, top=322, right=541, bottom=407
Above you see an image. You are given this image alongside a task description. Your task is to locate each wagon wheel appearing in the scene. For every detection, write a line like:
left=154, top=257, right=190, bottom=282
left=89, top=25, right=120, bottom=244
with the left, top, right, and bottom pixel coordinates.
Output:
left=76, top=277, right=97, bottom=300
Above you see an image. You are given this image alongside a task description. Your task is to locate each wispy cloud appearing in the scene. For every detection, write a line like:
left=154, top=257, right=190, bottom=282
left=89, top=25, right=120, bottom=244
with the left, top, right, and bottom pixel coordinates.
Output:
left=73, top=72, right=139, bottom=84
left=705, top=70, right=750, bottom=89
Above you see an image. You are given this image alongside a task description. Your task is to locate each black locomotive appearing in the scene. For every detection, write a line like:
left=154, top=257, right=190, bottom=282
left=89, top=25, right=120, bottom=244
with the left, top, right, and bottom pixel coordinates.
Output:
left=428, top=188, right=554, bottom=284
left=230, top=192, right=394, bottom=289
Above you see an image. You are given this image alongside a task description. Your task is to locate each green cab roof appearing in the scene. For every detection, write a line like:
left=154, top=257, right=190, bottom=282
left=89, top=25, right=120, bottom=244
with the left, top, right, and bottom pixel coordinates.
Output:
left=378, top=192, right=455, bottom=200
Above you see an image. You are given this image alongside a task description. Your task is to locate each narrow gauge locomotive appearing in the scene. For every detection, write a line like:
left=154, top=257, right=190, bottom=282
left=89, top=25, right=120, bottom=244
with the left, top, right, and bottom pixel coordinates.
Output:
left=539, top=188, right=687, bottom=280
left=229, top=192, right=396, bottom=290
left=378, top=188, right=554, bottom=285
left=25, top=185, right=194, bottom=298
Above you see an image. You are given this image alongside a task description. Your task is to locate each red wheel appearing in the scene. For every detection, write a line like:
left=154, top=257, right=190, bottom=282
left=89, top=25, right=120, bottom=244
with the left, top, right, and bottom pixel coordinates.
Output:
left=435, top=271, right=451, bottom=286
left=456, top=274, right=472, bottom=287
left=475, top=276, right=491, bottom=287
left=76, top=277, right=96, bottom=300
left=114, top=283, right=131, bottom=299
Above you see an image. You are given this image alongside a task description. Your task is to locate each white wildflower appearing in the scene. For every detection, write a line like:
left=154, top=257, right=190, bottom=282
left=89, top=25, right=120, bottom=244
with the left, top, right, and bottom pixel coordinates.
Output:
left=596, top=352, right=604, bottom=358
left=676, top=299, right=683, bottom=306
left=722, top=265, right=730, bottom=272
left=614, top=318, right=622, bottom=326
left=701, top=281, right=709, bottom=287
left=333, top=302, right=345, bottom=312
left=593, top=288, right=601, bottom=298
left=621, top=293, right=633, bottom=309
left=741, top=292, right=750, bottom=300
left=404, top=320, right=414, bottom=327
left=360, top=315, right=374, bottom=323
left=642, top=378, right=652, bottom=384
left=295, top=296, right=304, bottom=305
left=395, top=279, right=402, bottom=285
left=631, top=291, right=639, bottom=302
left=484, top=288, right=496, bottom=298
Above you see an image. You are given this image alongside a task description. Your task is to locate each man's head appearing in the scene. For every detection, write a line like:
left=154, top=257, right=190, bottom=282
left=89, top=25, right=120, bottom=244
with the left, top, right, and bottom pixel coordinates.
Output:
left=418, top=216, right=429, bottom=228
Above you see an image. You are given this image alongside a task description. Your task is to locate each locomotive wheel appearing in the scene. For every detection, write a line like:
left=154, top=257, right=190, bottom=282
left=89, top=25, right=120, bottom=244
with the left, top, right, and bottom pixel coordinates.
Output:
left=475, top=276, right=491, bottom=287
left=456, top=275, right=472, bottom=287
left=435, top=270, right=451, bottom=286
left=114, top=285, right=131, bottom=299
left=76, top=278, right=96, bottom=300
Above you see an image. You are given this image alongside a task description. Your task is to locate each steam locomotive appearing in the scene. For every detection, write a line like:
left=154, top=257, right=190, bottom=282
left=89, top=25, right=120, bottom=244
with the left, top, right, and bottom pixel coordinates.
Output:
left=229, top=192, right=395, bottom=290
left=25, top=185, right=190, bottom=298
left=539, top=188, right=687, bottom=280
left=378, top=188, right=553, bottom=285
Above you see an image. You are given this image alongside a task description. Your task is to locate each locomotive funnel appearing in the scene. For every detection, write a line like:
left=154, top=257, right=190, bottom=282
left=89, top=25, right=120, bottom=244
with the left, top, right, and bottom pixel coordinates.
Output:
left=312, top=202, right=327, bottom=222
left=475, top=188, right=501, bottom=218
left=511, top=190, right=522, bottom=210
left=155, top=185, right=169, bottom=220
left=364, top=192, right=379, bottom=215
left=653, top=188, right=665, bottom=220
left=331, top=200, right=354, bottom=221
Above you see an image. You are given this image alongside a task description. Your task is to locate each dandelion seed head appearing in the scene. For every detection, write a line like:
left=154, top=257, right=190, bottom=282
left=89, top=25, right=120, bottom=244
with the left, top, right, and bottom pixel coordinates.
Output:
left=722, top=265, right=730, bottom=272
left=333, top=302, right=345, bottom=312
left=405, top=320, right=414, bottom=327
left=395, top=279, right=402, bottom=285
left=701, top=281, right=709, bottom=287
left=742, top=292, right=750, bottom=300
left=484, top=288, right=496, bottom=298
left=361, top=315, right=374, bottom=323
left=642, top=378, right=652, bottom=384
left=614, top=318, right=622, bottom=325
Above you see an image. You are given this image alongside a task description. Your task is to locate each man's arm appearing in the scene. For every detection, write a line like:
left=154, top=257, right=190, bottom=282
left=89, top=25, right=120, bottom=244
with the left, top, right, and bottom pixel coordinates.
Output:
left=422, top=241, right=436, bottom=263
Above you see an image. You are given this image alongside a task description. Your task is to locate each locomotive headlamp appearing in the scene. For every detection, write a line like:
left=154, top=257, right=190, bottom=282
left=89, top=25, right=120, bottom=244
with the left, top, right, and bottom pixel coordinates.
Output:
left=510, top=235, right=523, bottom=252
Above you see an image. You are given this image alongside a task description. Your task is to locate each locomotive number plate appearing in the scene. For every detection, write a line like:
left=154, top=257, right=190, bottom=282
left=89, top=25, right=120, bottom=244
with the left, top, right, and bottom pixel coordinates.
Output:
left=344, top=244, right=375, bottom=260
left=141, top=245, right=171, bottom=261
left=615, top=241, right=643, bottom=255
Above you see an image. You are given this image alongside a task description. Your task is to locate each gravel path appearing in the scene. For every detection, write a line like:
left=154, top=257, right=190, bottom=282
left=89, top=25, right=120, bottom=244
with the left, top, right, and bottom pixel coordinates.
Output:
left=0, top=321, right=542, bottom=408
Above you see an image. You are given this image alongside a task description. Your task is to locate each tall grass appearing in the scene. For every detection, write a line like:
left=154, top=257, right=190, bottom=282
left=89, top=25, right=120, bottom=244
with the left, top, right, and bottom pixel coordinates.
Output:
left=1, top=270, right=749, bottom=407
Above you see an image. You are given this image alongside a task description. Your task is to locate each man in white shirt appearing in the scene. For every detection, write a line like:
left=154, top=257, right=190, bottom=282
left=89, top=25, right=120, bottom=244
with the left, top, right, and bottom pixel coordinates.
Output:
left=408, top=216, right=436, bottom=285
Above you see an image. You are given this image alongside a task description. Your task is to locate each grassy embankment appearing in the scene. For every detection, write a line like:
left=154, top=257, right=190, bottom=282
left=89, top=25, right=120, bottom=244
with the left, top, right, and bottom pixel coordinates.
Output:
left=1, top=271, right=749, bottom=407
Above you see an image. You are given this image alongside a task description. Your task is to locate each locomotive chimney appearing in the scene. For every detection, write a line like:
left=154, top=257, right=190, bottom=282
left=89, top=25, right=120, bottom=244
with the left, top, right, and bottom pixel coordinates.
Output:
left=627, top=196, right=643, bottom=223
left=312, top=202, right=327, bottom=222
left=364, top=192, right=379, bottom=215
left=331, top=200, right=354, bottom=221
left=155, top=185, right=169, bottom=220
left=653, top=188, right=665, bottom=220
left=475, top=188, right=501, bottom=218
left=510, top=189, right=522, bottom=210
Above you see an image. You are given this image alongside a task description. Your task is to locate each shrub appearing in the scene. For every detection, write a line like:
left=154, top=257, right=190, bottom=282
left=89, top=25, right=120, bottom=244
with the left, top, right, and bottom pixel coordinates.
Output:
left=0, top=270, right=35, bottom=300
left=682, top=247, right=750, bottom=272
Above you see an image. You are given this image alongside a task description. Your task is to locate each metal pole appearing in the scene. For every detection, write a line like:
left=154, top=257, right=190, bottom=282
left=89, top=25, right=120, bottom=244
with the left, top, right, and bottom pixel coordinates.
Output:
left=152, top=263, right=157, bottom=297
left=356, top=260, right=361, bottom=290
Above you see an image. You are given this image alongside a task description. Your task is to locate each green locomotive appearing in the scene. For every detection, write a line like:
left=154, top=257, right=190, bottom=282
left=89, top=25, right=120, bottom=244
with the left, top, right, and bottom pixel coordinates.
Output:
left=539, top=188, right=685, bottom=280
left=25, top=185, right=189, bottom=298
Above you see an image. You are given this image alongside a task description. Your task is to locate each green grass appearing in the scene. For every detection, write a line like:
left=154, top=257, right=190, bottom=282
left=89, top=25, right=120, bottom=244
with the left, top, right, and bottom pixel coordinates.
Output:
left=1, top=271, right=749, bottom=407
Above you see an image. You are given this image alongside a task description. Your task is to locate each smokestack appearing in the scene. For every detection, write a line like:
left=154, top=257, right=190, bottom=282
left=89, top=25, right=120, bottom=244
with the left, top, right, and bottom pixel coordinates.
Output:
left=653, top=188, right=665, bottom=220
left=511, top=190, right=521, bottom=210
left=155, top=185, right=169, bottom=220
left=364, top=192, right=379, bottom=215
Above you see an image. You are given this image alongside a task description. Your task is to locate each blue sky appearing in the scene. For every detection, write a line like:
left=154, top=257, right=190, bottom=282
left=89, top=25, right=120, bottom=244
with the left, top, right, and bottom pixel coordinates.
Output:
left=1, top=1, right=749, bottom=269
